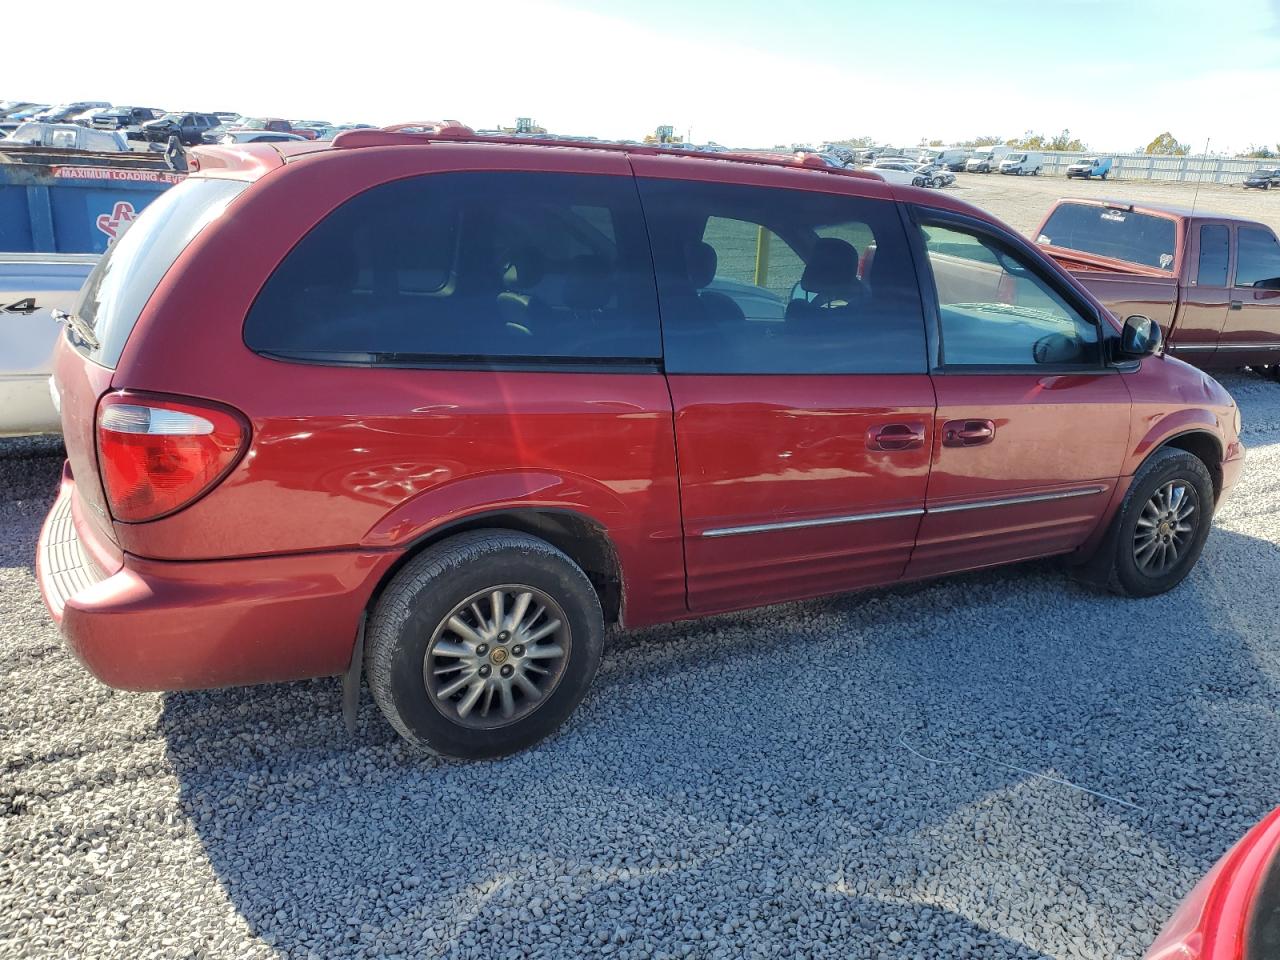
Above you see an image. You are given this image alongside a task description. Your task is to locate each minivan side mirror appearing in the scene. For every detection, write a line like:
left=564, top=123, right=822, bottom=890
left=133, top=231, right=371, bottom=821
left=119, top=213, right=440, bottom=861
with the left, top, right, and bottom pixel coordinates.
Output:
left=1120, top=314, right=1162, bottom=358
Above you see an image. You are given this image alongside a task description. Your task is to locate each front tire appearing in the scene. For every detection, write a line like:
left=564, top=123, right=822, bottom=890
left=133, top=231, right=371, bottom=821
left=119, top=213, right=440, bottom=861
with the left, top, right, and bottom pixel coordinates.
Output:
left=366, top=530, right=605, bottom=759
left=1089, top=448, right=1215, bottom=597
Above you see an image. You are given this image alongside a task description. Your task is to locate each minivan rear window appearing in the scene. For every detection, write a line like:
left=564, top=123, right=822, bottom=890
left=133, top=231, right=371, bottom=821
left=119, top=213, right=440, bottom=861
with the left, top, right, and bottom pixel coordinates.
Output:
left=244, top=172, right=661, bottom=365
left=1037, top=201, right=1177, bottom=272
left=73, top=177, right=247, bottom=368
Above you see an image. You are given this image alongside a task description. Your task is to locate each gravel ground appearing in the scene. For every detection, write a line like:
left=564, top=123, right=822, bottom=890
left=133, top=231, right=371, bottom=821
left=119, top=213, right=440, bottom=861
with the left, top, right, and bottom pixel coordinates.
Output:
left=2, top=305, right=1280, bottom=955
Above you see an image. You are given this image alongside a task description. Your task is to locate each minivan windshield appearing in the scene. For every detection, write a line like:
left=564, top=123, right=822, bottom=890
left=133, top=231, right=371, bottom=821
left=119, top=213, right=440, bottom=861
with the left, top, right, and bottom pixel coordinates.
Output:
left=1037, top=201, right=1178, bottom=271
left=73, top=178, right=248, bottom=368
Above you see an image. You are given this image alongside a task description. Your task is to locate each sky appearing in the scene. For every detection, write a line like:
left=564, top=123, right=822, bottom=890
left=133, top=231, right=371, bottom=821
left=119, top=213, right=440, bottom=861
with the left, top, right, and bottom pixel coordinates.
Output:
left=6, top=0, right=1275, bottom=154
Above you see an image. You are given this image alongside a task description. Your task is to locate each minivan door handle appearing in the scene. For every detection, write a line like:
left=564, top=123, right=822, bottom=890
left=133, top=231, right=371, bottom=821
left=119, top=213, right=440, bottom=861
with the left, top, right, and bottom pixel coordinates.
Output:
left=1229, top=300, right=1243, bottom=311
left=867, top=422, right=926, bottom=451
left=942, top=419, right=995, bottom=447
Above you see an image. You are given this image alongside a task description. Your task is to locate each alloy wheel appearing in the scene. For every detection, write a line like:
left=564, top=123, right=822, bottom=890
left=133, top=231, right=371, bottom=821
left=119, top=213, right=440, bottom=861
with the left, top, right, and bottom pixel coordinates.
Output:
left=1133, top=480, right=1200, bottom=577
left=423, top=585, right=571, bottom=729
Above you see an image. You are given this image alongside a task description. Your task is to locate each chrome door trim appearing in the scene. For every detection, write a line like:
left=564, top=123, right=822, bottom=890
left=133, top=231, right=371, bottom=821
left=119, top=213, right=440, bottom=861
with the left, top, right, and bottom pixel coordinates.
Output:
left=926, top=484, right=1107, bottom=515
left=701, top=507, right=925, bottom=539
left=699, top=485, right=1107, bottom=538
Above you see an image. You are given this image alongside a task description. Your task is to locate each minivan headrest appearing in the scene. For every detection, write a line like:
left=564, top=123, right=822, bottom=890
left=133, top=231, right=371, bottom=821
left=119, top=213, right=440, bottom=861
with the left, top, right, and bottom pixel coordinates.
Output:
left=685, top=241, right=717, bottom=290
left=801, top=238, right=859, bottom=294
left=502, top=247, right=546, bottom=292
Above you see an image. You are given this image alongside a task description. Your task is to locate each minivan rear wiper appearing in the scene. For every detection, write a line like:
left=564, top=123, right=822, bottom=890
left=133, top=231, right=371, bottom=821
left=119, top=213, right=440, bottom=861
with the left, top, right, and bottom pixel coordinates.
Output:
left=51, top=309, right=100, bottom=350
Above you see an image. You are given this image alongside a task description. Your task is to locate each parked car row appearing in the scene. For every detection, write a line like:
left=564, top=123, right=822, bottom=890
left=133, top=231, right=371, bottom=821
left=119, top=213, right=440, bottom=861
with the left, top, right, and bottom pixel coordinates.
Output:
left=0, top=100, right=373, bottom=149
left=862, top=158, right=957, bottom=188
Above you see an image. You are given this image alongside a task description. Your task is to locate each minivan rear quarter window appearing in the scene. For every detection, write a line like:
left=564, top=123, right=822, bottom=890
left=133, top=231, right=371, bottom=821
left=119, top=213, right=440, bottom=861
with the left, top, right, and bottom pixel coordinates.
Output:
left=244, top=172, right=662, bottom=365
left=74, top=177, right=247, bottom=368
left=1037, top=202, right=1177, bottom=271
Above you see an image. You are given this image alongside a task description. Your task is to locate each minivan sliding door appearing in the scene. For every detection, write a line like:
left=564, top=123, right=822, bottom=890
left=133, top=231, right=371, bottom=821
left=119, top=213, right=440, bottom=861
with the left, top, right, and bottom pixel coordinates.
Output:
left=635, top=168, right=935, bottom=613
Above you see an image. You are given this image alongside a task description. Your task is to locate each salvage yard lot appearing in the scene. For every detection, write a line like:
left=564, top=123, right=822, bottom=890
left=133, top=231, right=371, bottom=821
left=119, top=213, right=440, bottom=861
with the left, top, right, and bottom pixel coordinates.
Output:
left=2, top=174, right=1280, bottom=960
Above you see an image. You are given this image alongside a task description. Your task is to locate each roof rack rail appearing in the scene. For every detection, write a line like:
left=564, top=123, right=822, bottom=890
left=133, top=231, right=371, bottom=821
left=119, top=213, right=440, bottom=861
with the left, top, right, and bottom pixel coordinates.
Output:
left=330, top=124, right=885, bottom=182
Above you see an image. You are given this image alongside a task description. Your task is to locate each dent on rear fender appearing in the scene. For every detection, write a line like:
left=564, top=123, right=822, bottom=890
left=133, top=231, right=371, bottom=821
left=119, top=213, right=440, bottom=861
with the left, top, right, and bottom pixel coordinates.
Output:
left=358, top=469, right=632, bottom=549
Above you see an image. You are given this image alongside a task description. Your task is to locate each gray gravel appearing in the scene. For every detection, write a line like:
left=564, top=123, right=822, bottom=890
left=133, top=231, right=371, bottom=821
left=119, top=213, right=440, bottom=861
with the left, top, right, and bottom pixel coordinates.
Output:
left=2, top=373, right=1279, bottom=960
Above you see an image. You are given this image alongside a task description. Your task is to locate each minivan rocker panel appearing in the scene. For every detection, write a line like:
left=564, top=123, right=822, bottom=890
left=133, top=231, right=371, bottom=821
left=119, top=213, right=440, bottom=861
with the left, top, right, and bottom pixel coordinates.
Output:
left=38, top=134, right=1244, bottom=758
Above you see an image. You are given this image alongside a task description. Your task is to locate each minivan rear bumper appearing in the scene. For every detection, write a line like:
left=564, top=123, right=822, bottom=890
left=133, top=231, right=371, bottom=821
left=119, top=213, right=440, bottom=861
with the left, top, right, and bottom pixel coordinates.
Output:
left=37, top=467, right=395, bottom=691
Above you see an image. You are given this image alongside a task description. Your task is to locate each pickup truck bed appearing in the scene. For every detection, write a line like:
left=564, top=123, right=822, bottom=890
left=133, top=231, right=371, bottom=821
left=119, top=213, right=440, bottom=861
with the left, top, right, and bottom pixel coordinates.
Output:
left=0, top=254, right=97, bottom=435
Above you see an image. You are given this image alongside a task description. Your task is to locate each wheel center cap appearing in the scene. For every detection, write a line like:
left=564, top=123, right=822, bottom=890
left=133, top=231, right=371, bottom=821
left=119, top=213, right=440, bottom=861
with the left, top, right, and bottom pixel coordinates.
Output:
left=490, top=647, right=509, bottom=665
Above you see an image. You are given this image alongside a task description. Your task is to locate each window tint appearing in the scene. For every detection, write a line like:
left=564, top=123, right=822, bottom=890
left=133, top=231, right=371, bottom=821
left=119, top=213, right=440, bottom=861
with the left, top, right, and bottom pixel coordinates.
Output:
left=1235, top=227, right=1280, bottom=289
left=637, top=179, right=927, bottom=374
left=245, top=172, right=661, bottom=362
left=921, top=221, right=1100, bottom=367
left=1197, top=225, right=1229, bottom=287
left=1037, top=202, right=1177, bottom=272
left=75, top=178, right=248, bottom=368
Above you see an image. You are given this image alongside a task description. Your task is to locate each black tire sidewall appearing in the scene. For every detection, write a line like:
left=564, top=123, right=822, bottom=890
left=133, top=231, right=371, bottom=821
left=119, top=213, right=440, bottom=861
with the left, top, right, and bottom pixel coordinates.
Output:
left=373, top=537, right=603, bottom=759
left=1112, top=452, right=1214, bottom=597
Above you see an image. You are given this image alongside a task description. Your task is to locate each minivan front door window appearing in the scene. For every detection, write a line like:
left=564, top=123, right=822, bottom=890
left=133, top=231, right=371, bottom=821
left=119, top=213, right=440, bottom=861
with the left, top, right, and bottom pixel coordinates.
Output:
left=920, top=222, right=1100, bottom=368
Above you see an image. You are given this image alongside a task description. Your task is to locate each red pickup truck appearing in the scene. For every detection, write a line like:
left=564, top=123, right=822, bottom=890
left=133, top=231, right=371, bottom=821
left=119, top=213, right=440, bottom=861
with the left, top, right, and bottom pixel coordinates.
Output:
left=1033, top=199, right=1280, bottom=377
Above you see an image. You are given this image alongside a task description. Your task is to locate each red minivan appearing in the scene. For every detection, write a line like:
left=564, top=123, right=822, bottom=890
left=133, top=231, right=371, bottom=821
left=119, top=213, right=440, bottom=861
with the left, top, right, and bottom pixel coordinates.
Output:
left=36, top=129, right=1245, bottom=758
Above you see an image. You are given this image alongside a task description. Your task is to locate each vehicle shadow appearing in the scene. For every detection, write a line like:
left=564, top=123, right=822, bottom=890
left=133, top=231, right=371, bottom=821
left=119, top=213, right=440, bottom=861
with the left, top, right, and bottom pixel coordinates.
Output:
left=160, top=524, right=1280, bottom=958
left=0, top=435, right=64, bottom=575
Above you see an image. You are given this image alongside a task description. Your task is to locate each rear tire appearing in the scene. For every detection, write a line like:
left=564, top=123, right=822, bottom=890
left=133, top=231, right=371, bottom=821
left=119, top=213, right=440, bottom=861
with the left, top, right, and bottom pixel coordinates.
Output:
left=366, top=530, right=605, bottom=759
left=1079, top=448, right=1214, bottom=598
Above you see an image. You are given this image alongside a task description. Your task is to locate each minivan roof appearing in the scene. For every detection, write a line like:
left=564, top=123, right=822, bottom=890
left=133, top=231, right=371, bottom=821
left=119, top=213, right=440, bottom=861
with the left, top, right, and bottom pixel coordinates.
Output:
left=184, top=122, right=996, bottom=222
left=188, top=123, right=892, bottom=182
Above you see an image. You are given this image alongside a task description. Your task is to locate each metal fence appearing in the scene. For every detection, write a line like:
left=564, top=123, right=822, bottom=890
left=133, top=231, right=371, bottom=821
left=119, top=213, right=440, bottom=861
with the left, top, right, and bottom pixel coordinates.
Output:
left=1033, top=151, right=1263, bottom=185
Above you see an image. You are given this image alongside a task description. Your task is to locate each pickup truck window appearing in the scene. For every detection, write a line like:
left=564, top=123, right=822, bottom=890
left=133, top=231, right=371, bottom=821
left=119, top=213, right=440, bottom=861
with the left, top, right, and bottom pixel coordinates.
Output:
left=1197, top=225, right=1230, bottom=287
left=1235, top=227, right=1280, bottom=289
left=921, top=222, right=1099, bottom=368
left=1037, top=202, right=1177, bottom=272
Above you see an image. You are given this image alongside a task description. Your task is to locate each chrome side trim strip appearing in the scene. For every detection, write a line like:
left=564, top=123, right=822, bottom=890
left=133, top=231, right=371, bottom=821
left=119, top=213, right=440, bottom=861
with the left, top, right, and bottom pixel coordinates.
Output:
left=926, top=484, right=1108, bottom=514
left=699, top=485, right=1107, bottom=538
left=701, top=507, right=924, bottom=538
left=1174, top=342, right=1280, bottom=351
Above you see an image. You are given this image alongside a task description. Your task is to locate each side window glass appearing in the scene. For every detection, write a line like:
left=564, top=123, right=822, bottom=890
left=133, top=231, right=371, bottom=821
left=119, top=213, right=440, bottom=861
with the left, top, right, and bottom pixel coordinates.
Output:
left=700, top=216, right=804, bottom=308
left=244, top=172, right=661, bottom=362
left=1235, top=227, right=1280, bottom=289
left=1196, top=225, right=1229, bottom=287
left=638, top=179, right=927, bottom=374
left=921, top=222, right=1100, bottom=367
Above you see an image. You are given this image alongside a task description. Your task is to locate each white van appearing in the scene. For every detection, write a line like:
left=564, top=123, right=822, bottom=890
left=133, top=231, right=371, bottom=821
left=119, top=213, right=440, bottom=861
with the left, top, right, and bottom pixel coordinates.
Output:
left=930, top=148, right=971, bottom=171
left=964, top=145, right=1012, bottom=173
left=999, top=151, right=1044, bottom=176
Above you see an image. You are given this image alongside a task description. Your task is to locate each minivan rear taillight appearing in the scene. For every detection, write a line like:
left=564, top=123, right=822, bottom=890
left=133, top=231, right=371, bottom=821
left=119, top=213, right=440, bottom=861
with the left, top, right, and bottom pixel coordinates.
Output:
left=96, top=394, right=247, bottom=522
